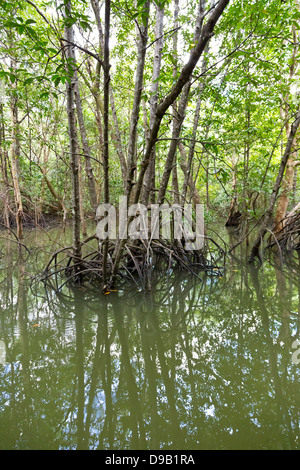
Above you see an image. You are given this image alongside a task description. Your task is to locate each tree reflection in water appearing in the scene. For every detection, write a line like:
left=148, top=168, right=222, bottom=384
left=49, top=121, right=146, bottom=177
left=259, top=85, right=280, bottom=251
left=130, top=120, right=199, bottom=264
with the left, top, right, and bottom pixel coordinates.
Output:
left=0, top=235, right=299, bottom=450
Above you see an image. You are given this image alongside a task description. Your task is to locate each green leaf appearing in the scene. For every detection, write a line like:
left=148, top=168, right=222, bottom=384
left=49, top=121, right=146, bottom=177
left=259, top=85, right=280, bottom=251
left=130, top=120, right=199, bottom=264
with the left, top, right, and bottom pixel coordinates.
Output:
left=24, top=77, right=34, bottom=86
left=39, top=92, right=49, bottom=100
left=136, top=0, right=148, bottom=8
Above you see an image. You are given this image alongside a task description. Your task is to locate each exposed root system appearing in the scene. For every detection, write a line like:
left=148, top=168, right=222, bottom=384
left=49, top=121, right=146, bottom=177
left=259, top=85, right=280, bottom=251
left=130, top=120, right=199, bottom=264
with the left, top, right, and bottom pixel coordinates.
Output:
left=39, top=235, right=227, bottom=293
left=267, top=210, right=300, bottom=252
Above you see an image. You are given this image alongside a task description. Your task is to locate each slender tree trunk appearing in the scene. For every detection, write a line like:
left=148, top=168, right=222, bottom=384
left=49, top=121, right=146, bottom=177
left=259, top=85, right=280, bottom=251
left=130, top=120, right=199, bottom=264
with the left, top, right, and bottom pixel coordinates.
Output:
left=109, top=86, right=127, bottom=185
left=274, top=140, right=298, bottom=232
left=102, top=0, right=111, bottom=287
left=274, top=22, right=299, bottom=232
left=242, top=80, right=251, bottom=219
left=157, top=0, right=207, bottom=205
left=135, top=0, right=230, bottom=205
left=171, top=0, right=180, bottom=205
left=178, top=142, right=202, bottom=205
left=74, top=77, right=98, bottom=212
left=78, top=148, right=87, bottom=236
left=181, top=0, right=213, bottom=204
left=83, top=66, right=105, bottom=173
left=125, top=0, right=150, bottom=201
left=292, top=165, right=298, bottom=206
left=205, top=156, right=210, bottom=209
left=111, top=0, right=231, bottom=280
left=225, top=153, right=241, bottom=226
left=90, top=0, right=127, bottom=189
left=157, top=86, right=189, bottom=204
left=181, top=85, right=202, bottom=203
left=141, top=3, right=164, bottom=205
left=9, top=60, right=23, bottom=239
left=249, top=111, right=300, bottom=263
left=0, top=103, right=11, bottom=229
left=37, top=162, right=67, bottom=220
left=64, top=2, right=82, bottom=263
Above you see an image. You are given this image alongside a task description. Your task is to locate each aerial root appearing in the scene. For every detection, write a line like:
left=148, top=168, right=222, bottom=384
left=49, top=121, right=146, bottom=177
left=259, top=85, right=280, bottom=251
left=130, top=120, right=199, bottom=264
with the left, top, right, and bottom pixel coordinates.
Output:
left=267, top=210, right=300, bottom=252
left=39, top=236, right=226, bottom=293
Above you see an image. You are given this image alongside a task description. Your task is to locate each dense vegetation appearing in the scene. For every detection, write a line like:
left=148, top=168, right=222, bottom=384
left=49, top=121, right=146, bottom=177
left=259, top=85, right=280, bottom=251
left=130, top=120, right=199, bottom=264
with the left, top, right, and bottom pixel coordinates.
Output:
left=0, top=0, right=299, bottom=288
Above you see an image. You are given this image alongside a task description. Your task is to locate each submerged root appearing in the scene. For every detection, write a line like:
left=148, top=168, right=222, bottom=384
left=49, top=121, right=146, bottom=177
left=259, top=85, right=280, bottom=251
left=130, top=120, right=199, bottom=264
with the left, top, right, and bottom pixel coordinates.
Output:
left=267, top=210, right=300, bottom=253
left=39, top=235, right=226, bottom=293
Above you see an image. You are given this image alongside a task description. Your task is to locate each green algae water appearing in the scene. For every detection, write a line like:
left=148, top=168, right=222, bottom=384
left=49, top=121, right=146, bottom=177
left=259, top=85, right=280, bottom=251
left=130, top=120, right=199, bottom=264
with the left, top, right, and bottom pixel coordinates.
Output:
left=0, top=225, right=299, bottom=450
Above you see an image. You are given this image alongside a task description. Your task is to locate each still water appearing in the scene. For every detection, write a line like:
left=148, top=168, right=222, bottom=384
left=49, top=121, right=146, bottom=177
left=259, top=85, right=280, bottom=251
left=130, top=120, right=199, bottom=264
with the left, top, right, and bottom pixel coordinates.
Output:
left=0, top=225, right=299, bottom=450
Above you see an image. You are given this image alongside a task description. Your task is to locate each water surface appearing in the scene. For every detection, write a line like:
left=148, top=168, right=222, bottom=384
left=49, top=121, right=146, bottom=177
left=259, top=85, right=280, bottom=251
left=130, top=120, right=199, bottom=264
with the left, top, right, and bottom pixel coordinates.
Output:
left=0, top=225, right=299, bottom=450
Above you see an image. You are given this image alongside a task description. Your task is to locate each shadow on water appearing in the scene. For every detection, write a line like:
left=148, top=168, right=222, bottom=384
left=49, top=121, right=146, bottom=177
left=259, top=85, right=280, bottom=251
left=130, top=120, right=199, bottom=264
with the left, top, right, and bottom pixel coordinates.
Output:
left=0, top=226, right=299, bottom=450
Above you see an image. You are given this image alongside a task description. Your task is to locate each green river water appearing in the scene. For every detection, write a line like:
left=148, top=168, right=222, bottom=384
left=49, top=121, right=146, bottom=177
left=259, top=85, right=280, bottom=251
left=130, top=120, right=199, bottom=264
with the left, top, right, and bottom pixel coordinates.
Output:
left=0, top=224, right=299, bottom=450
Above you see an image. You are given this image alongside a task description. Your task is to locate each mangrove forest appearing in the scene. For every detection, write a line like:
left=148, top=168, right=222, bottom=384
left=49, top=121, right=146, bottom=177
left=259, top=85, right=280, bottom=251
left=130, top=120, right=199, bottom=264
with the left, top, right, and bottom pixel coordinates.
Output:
left=0, top=0, right=299, bottom=452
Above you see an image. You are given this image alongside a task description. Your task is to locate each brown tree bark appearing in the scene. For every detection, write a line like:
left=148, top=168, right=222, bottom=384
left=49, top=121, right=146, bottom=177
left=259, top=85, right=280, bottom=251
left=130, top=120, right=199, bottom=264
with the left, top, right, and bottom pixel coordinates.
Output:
left=64, top=2, right=82, bottom=263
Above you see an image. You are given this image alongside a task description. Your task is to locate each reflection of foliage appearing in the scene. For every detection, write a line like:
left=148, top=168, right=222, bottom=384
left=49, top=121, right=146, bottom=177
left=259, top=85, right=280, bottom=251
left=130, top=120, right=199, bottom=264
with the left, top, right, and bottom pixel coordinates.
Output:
left=0, top=235, right=299, bottom=450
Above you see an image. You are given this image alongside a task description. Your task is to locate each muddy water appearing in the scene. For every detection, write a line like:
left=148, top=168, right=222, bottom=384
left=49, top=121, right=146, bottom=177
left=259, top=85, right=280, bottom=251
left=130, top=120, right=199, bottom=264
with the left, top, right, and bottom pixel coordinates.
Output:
left=0, top=225, right=299, bottom=450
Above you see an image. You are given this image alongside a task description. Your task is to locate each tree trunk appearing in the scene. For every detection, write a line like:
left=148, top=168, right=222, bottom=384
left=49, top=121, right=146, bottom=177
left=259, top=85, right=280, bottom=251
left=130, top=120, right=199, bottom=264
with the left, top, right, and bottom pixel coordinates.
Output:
left=125, top=0, right=150, bottom=200
left=37, top=164, right=67, bottom=220
left=74, top=77, right=98, bottom=212
left=78, top=146, right=87, bottom=236
left=181, top=83, right=203, bottom=203
left=64, top=2, right=82, bottom=263
left=249, top=111, right=300, bottom=263
left=112, top=0, right=231, bottom=279
left=171, top=0, right=180, bottom=205
left=292, top=165, right=298, bottom=206
left=274, top=141, right=298, bottom=232
left=225, top=153, right=241, bottom=227
left=90, top=0, right=127, bottom=189
left=141, top=3, right=164, bottom=205
left=0, top=103, right=11, bottom=229
left=102, top=0, right=111, bottom=287
left=178, top=143, right=202, bottom=205
left=157, top=0, right=207, bottom=205
left=182, top=0, right=213, bottom=204
left=109, top=86, right=127, bottom=186
left=9, top=60, right=23, bottom=239
left=274, top=22, right=299, bottom=233
left=157, top=85, right=189, bottom=205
